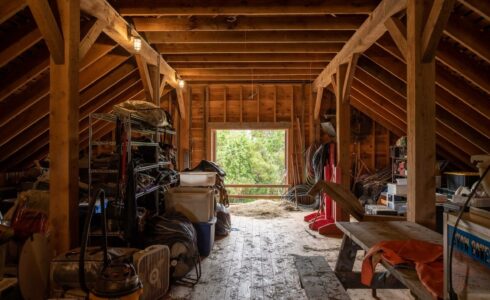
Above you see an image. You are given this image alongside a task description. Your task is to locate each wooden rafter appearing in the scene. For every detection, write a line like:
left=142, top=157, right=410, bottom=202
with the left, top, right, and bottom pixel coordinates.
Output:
left=26, top=0, right=64, bottom=64
left=444, top=13, right=490, bottom=64
left=313, top=0, right=406, bottom=118
left=362, top=45, right=490, bottom=137
left=0, top=0, right=27, bottom=24
left=79, top=19, right=105, bottom=60
left=135, top=54, right=153, bottom=101
left=384, top=16, right=407, bottom=60
left=80, top=0, right=179, bottom=89
left=421, top=0, right=456, bottom=62
left=459, top=0, right=490, bottom=22
left=313, top=87, right=324, bottom=120
left=0, top=51, right=131, bottom=149
left=0, top=27, right=42, bottom=68
left=0, top=47, right=49, bottom=102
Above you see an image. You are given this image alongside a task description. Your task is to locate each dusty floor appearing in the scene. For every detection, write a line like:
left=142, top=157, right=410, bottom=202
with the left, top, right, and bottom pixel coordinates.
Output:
left=167, top=201, right=412, bottom=300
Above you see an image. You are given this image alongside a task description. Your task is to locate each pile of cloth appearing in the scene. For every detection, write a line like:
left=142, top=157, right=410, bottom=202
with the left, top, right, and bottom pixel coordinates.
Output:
left=362, top=240, right=443, bottom=299
left=113, top=100, right=173, bottom=128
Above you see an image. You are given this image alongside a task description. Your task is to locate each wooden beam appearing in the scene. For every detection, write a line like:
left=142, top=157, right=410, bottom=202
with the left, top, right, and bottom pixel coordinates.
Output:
left=384, top=16, right=407, bottom=60
left=176, top=87, right=186, bottom=119
left=118, top=0, right=378, bottom=16
left=313, top=89, right=324, bottom=120
left=165, top=53, right=334, bottom=63
left=173, top=62, right=326, bottom=70
left=156, top=43, right=343, bottom=54
left=80, top=0, right=179, bottom=88
left=335, top=61, right=351, bottom=222
left=0, top=0, right=27, bottom=24
left=26, top=0, right=64, bottom=64
left=159, top=76, right=166, bottom=98
left=459, top=0, right=490, bottom=22
left=80, top=38, right=118, bottom=71
left=444, top=13, right=490, bottom=64
left=134, top=16, right=365, bottom=32
left=178, top=69, right=320, bottom=76
left=0, top=27, right=42, bottom=68
left=184, top=75, right=316, bottom=82
left=165, top=53, right=335, bottom=65
left=148, top=59, right=160, bottom=105
left=79, top=19, right=105, bottom=60
left=49, top=0, right=79, bottom=253
left=342, top=53, right=359, bottom=100
left=314, top=0, right=406, bottom=89
left=406, top=0, right=436, bottom=229
left=135, top=54, right=153, bottom=101
left=421, top=0, right=456, bottom=62
left=146, top=31, right=353, bottom=44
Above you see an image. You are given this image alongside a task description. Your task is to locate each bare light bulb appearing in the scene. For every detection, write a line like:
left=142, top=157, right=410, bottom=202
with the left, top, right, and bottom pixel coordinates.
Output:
left=133, top=37, right=142, bottom=52
left=178, top=79, right=185, bottom=89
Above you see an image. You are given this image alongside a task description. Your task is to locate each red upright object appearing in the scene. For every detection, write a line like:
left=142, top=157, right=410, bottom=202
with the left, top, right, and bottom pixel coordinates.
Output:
left=304, top=143, right=344, bottom=236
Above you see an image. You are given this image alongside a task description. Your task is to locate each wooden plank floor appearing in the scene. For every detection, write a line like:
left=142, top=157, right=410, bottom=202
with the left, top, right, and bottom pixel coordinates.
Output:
left=167, top=211, right=412, bottom=300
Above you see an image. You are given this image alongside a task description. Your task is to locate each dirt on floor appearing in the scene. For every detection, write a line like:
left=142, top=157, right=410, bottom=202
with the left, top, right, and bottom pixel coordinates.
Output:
left=228, top=200, right=300, bottom=218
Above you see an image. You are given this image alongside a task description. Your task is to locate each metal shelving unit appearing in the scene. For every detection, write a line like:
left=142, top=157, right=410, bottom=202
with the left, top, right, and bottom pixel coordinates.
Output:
left=88, top=112, right=176, bottom=242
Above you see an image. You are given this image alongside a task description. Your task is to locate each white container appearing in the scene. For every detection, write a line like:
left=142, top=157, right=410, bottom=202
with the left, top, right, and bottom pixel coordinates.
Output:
left=387, top=183, right=407, bottom=195
left=180, top=172, right=217, bottom=187
left=165, top=187, right=214, bottom=222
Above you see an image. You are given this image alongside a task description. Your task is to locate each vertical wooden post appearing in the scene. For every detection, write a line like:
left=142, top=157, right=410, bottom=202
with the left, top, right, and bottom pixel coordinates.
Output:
left=49, top=0, right=80, bottom=253
left=335, top=63, right=350, bottom=222
left=406, top=0, right=437, bottom=228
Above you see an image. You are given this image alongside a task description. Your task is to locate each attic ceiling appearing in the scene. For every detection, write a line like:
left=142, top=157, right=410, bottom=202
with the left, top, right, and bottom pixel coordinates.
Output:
left=0, top=0, right=488, bottom=171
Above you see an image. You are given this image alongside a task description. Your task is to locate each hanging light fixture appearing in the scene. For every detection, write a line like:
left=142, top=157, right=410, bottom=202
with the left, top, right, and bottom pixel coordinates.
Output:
left=178, top=79, right=185, bottom=89
left=133, top=36, right=142, bottom=52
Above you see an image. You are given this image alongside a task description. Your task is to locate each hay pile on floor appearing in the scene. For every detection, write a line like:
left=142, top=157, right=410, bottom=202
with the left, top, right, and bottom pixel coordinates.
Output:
left=229, top=200, right=299, bottom=218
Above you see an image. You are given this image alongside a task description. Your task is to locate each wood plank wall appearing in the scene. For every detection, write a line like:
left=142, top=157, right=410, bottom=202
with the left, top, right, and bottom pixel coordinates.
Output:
left=160, top=83, right=396, bottom=185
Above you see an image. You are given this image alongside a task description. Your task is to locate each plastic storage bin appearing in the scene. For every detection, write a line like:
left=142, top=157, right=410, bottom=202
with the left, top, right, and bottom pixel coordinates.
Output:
left=193, top=217, right=216, bottom=256
left=165, top=187, right=214, bottom=222
left=387, top=183, right=407, bottom=195
left=180, top=172, right=217, bottom=187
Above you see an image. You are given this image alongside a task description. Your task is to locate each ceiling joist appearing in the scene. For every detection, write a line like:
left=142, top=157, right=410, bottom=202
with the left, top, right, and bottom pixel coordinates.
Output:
left=133, top=15, right=365, bottom=32
left=117, top=0, right=378, bottom=16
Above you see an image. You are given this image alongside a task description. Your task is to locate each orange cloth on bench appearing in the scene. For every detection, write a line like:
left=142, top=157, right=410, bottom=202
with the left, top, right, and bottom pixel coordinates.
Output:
left=361, top=240, right=444, bottom=299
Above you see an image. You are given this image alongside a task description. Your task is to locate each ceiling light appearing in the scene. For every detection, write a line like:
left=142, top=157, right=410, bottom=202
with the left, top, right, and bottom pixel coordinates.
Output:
left=133, top=37, right=142, bottom=52
left=178, top=79, right=185, bottom=89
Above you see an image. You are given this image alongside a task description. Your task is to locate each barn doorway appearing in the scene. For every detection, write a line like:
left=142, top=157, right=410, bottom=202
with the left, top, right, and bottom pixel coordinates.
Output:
left=212, top=129, right=288, bottom=204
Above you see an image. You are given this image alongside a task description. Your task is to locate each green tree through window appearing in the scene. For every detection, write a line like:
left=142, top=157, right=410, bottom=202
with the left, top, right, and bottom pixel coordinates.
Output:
left=215, top=130, right=286, bottom=197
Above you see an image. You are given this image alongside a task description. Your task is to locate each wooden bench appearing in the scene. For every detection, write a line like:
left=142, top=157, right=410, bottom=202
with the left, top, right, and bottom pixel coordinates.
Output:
left=335, top=221, right=442, bottom=300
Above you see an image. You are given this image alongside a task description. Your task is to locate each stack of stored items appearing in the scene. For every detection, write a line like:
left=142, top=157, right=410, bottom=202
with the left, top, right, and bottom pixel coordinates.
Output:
left=165, top=172, right=217, bottom=257
left=386, top=178, right=408, bottom=214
